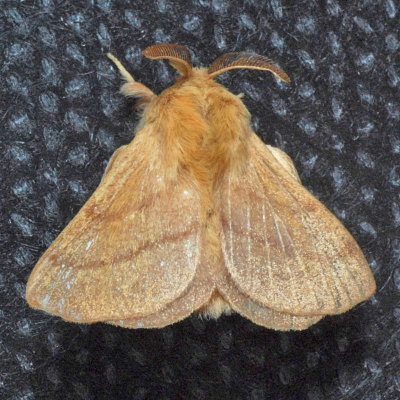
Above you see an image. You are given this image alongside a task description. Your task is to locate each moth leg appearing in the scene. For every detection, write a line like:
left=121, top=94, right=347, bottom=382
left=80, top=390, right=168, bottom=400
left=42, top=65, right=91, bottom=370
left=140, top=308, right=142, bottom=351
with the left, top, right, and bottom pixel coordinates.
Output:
left=107, top=53, right=156, bottom=105
left=266, top=145, right=300, bottom=182
left=102, top=145, right=128, bottom=180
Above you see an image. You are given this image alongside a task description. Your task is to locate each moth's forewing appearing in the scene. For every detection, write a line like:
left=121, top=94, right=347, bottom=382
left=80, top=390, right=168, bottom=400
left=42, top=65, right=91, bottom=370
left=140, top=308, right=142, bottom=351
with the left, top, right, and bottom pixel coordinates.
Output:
left=26, top=135, right=208, bottom=325
left=217, top=134, right=376, bottom=323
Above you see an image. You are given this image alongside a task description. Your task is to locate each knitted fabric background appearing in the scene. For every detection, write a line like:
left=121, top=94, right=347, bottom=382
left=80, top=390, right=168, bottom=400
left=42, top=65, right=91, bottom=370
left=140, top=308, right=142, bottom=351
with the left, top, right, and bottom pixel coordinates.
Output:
left=1, top=1, right=399, bottom=399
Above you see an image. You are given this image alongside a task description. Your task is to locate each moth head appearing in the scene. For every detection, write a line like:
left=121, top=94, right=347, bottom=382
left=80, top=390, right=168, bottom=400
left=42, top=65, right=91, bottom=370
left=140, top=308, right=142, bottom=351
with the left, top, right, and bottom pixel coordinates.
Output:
left=140, top=44, right=290, bottom=131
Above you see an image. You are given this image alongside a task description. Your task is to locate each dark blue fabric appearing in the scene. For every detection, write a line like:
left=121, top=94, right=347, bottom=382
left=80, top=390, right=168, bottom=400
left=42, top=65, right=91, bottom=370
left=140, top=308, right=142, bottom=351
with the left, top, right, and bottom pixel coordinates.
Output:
left=1, top=1, right=399, bottom=399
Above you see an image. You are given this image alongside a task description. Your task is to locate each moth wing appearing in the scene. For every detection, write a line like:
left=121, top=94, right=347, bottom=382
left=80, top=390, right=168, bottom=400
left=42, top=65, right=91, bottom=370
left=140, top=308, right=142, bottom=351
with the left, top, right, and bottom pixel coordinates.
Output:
left=107, top=264, right=211, bottom=329
left=217, top=133, right=376, bottom=320
left=217, top=262, right=323, bottom=330
left=26, top=130, right=212, bottom=325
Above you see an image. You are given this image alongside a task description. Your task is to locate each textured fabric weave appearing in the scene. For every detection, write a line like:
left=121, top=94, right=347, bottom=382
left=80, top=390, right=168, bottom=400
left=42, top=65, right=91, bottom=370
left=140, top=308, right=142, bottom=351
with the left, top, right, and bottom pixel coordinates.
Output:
left=1, top=1, right=398, bottom=399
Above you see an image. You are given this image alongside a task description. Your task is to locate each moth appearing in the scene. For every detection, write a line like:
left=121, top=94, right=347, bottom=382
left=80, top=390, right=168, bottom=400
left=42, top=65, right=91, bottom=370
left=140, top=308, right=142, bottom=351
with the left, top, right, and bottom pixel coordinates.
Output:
left=26, top=44, right=376, bottom=330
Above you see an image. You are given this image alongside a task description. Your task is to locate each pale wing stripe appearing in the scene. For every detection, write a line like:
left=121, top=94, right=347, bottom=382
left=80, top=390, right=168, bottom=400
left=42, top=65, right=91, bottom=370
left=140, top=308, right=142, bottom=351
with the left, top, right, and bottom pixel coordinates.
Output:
left=261, top=202, right=272, bottom=282
left=272, top=212, right=285, bottom=251
left=259, top=171, right=302, bottom=310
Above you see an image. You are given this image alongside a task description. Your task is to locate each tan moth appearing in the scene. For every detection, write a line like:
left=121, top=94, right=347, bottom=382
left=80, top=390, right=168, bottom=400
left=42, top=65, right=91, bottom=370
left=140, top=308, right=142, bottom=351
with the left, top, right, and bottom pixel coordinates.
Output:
left=26, top=44, right=376, bottom=330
